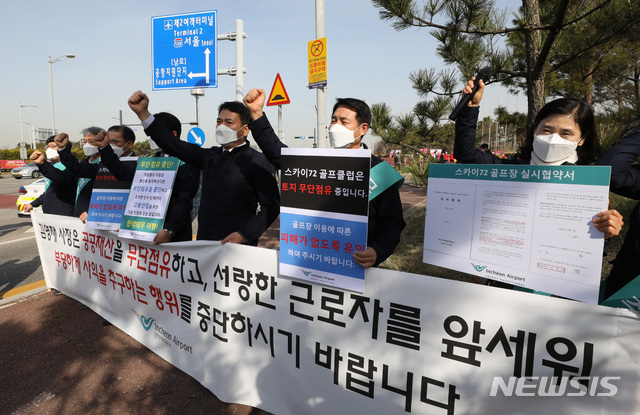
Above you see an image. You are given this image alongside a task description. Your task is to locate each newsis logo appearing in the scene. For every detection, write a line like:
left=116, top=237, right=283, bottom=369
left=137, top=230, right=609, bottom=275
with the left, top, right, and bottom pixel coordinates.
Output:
left=132, top=309, right=155, bottom=331
left=489, top=376, right=620, bottom=397
left=471, top=263, right=488, bottom=272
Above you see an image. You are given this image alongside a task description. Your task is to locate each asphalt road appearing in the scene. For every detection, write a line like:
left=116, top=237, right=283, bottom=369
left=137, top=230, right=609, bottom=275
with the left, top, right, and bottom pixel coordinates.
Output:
left=0, top=174, right=45, bottom=298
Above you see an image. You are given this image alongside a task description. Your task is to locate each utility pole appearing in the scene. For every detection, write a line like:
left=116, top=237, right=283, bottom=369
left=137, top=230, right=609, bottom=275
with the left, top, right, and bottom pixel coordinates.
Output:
left=315, top=0, right=327, bottom=148
left=19, top=103, right=37, bottom=148
left=217, top=19, right=247, bottom=101
left=191, top=89, right=205, bottom=126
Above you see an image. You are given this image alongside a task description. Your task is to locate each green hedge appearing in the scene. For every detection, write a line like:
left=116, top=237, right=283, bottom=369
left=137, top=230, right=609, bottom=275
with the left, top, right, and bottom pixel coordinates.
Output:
left=0, top=144, right=84, bottom=162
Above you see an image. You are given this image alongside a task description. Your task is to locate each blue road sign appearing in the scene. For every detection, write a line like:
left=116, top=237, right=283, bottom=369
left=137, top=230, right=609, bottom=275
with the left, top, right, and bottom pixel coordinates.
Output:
left=152, top=10, right=218, bottom=91
left=187, top=127, right=206, bottom=146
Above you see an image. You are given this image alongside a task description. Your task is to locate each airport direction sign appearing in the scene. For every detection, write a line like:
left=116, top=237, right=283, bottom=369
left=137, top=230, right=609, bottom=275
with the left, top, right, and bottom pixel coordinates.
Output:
left=152, top=10, right=218, bottom=90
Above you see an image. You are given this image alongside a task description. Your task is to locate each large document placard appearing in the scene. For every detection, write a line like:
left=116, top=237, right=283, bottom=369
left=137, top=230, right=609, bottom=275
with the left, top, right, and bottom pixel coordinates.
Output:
left=32, top=212, right=640, bottom=415
left=119, top=157, right=180, bottom=242
left=279, top=148, right=370, bottom=292
left=423, top=164, right=611, bottom=303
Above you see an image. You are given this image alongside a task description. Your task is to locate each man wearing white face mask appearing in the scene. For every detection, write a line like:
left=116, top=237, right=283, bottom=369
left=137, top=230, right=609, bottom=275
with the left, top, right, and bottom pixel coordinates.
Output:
left=105, top=126, right=136, bottom=158
left=72, top=126, right=103, bottom=221
left=56, top=126, right=136, bottom=221
left=127, top=90, right=279, bottom=246
left=244, top=88, right=406, bottom=268
left=23, top=136, right=76, bottom=216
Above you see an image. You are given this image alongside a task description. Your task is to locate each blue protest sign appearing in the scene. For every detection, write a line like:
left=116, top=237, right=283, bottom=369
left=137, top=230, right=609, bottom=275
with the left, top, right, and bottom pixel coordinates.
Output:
left=152, top=10, right=218, bottom=90
left=86, top=159, right=137, bottom=231
left=278, top=148, right=371, bottom=293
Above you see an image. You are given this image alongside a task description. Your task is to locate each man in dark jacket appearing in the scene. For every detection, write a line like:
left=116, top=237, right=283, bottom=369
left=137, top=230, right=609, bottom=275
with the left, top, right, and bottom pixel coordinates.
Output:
left=596, top=127, right=640, bottom=298
left=243, top=88, right=406, bottom=268
left=73, top=127, right=103, bottom=221
left=127, top=90, right=280, bottom=246
left=54, top=126, right=136, bottom=221
left=23, top=136, right=75, bottom=216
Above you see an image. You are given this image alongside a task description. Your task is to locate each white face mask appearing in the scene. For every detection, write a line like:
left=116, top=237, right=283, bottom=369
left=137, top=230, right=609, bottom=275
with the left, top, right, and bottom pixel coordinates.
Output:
left=149, top=139, right=161, bottom=153
left=216, top=124, right=244, bottom=146
left=329, top=123, right=362, bottom=148
left=83, top=143, right=99, bottom=157
left=532, top=133, right=579, bottom=164
left=110, top=143, right=125, bottom=157
left=45, top=147, right=58, bottom=160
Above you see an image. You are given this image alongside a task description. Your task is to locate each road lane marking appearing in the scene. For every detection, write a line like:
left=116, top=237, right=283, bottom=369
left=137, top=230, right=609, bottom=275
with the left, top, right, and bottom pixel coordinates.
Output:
left=0, top=225, right=30, bottom=233
left=0, top=235, right=35, bottom=246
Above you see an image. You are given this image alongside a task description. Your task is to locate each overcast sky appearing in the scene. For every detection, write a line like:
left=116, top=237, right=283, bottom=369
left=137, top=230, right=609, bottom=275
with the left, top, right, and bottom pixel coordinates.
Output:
left=1, top=0, right=523, bottom=150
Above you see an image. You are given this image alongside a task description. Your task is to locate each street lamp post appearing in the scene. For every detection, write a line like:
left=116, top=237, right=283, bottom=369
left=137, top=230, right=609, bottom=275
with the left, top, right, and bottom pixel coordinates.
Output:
left=111, top=110, right=123, bottom=125
left=190, top=88, right=205, bottom=127
left=48, top=54, right=75, bottom=134
left=19, top=103, right=37, bottom=148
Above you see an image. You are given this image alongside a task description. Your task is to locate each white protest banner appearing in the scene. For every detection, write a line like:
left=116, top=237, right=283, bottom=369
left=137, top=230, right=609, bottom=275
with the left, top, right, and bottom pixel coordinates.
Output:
left=119, top=157, right=180, bottom=242
left=33, top=211, right=640, bottom=415
left=423, top=164, right=611, bottom=303
left=279, top=148, right=370, bottom=293
left=85, top=157, right=137, bottom=231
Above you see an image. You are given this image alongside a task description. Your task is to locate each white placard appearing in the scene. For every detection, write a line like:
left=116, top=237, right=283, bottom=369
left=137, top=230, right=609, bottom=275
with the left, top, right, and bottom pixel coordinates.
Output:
left=423, top=164, right=611, bottom=303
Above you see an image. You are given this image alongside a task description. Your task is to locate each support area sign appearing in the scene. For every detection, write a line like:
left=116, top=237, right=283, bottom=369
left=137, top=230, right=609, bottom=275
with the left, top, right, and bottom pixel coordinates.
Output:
left=152, top=10, right=218, bottom=90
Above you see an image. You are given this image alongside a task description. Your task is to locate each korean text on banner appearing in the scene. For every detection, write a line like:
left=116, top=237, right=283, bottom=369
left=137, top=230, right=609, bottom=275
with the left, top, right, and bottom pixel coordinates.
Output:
left=32, top=211, right=640, bottom=415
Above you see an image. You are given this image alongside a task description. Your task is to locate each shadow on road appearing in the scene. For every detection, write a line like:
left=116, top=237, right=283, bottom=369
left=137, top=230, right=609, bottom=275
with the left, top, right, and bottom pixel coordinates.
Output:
left=0, top=292, right=272, bottom=415
left=0, top=219, right=32, bottom=235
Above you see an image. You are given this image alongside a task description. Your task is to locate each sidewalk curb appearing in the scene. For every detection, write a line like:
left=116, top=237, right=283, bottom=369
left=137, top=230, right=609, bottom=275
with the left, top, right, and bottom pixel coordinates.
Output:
left=0, top=285, right=48, bottom=309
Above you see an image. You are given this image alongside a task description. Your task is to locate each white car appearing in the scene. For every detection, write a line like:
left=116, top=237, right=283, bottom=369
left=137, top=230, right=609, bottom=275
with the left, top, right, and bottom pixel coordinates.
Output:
left=16, top=178, right=46, bottom=217
left=11, top=162, right=41, bottom=179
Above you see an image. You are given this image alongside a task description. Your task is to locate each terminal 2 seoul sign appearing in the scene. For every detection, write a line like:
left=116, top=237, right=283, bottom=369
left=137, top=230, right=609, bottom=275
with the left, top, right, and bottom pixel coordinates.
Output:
left=152, top=10, right=218, bottom=90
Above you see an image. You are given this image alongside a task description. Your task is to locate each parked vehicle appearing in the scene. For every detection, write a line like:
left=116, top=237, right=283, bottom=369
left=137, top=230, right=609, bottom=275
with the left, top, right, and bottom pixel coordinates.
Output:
left=11, top=162, right=41, bottom=179
left=16, top=178, right=46, bottom=217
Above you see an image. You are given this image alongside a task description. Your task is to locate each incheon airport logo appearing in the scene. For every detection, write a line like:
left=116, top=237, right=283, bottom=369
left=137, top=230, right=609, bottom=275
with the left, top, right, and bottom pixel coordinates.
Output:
left=471, top=263, right=488, bottom=272
left=132, top=309, right=155, bottom=331
left=301, top=270, right=312, bottom=277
